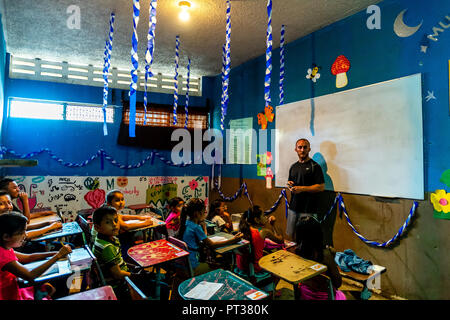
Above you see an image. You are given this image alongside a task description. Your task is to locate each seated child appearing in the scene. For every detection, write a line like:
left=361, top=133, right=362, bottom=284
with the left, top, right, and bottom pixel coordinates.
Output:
left=0, top=212, right=72, bottom=300
left=207, top=199, right=233, bottom=233
left=177, top=198, right=243, bottom=276
left=91, top=190, right=153, bottom=244
left=91, top=206, right=167, bottom=300
left=235, top=206, right=284, bottom=275
left=165, top=197, right=184, bottom=237
left=0, top=191, right=62, bottom=245
left=295, top=216, right=346, bottom=300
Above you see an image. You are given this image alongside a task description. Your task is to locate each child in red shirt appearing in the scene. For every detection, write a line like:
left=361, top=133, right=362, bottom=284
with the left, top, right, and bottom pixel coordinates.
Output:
left=0, top=212, right=72, bottom=300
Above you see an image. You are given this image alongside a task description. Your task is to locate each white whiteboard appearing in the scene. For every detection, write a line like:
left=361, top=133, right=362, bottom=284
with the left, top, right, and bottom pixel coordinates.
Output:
left=275, top=74, right=424, bottom=199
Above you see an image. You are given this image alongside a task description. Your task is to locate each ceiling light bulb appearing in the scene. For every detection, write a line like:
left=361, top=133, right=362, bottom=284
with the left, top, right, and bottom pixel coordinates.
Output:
left=179, top=10, right=190, bottom=21
left=178, top=1, right=191, bottom=22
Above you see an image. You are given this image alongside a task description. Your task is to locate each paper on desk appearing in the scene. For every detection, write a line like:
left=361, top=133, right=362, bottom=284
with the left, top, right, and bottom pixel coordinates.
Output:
left=184, top=281, right=223, bottom=300
left=209, top=236, right=228, bottom=243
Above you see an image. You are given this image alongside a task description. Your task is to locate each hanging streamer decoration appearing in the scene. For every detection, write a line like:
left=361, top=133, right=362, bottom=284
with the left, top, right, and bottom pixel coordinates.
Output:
left=221, top=0, right=231, bottom=131
left=337, top=194, right=418, bottom=248
left=184, top=58, right=191, bottom=129
left=0, top=146, right=191, bottom=169
left=102, top=12, right=115, bottom=136
left=213, top=178, right=418, bottom=248
left=279, top=24, right=285, bottom=105
left=214, top=179, right=252, bottom=207
left=264, top=0, right=273, bottom=108
left=220, top=44, right=226, bottom=130
left=129, top=0, right=141, bottom=137
left=144, top=0, right=158, bottom=125
left=173, top=35, right=180, bottom=125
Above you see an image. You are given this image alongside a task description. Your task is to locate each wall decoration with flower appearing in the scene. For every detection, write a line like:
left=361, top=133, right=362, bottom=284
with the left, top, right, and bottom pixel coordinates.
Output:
left=430, top=169, right=450, bottom=220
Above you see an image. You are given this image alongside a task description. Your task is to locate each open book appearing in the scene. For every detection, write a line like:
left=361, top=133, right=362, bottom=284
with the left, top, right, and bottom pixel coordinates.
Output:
left=24, top=260, right=59, bottom=276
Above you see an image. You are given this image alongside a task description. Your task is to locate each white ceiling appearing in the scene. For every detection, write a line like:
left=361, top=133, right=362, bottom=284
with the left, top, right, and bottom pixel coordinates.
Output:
left=1, top=0, right=382, bottom=78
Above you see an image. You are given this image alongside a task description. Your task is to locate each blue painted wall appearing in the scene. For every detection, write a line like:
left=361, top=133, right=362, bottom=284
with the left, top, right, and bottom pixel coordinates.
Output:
left=211, top=0, right=450, bottom=194
left=1, top=54, right=212, bottom=177
left=0, top=14, right=6, bottom=140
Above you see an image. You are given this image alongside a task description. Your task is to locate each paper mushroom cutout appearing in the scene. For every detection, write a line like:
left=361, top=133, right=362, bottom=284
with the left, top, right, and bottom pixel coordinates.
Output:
left=331, top=55, right=350, bottom=88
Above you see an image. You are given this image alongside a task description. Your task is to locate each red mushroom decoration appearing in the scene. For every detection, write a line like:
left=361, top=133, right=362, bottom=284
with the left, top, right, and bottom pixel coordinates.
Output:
left=331, top=55, right=350, bottom=88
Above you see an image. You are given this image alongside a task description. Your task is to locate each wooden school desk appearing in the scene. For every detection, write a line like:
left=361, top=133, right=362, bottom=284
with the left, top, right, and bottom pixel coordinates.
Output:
left=19, top=246, right=94, bottom=286
left=178, top=269, right=268, bottom=300
left=126, top=204, right=161, bottom=219
left=127, top=239, right=189, bottom=299
left=58, top=285, right=117, bottom=300
left=28, top=213, right=61, bottom=229
left=206, top=232, right=249, bottom=271
left=123, top=216, right=166, bottom=242
left=258, top=250, right=328, bottom=300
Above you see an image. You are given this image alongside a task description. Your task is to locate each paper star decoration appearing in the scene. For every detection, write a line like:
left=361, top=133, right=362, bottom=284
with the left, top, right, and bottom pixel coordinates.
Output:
left=425, top=91, right=436, bottom=102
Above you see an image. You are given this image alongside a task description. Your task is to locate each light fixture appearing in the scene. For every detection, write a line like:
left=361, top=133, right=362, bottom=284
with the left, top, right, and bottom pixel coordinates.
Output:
left=178, top=0, right=191, bottom=22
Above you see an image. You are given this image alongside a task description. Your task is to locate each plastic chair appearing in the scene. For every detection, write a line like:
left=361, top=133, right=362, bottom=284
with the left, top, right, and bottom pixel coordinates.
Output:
left=83, top=252, right=106, bottom=290
left=167, top=236, right=194, bottom=277
left=124, top=276, right=149, bottom=300
left=76, top=214, right=92, bottom=246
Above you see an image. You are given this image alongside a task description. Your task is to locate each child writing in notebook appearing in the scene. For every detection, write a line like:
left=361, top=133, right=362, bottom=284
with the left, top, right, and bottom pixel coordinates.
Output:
left=207, top=199, right=233, bottom=233
left=177, top=198, right=243, bottom=276
left=0, top=212, right=72, bottom=300
left=295, top=216, right=346, bottom=300
left=0, top=191, right=62, bottom=240
left=165, top=197, right=184, bottom=237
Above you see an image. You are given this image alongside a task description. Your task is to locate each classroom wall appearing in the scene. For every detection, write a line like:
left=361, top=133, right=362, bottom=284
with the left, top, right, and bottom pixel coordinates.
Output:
left=210, top=0, right=450, bottom=299
left=0, top=14, right=6, bottom=141
left=1, top=55, right=212, bottom=178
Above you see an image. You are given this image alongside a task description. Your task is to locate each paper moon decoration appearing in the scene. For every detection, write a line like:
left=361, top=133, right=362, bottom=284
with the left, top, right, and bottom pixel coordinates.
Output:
left=394, top=9, right=422, bottom=37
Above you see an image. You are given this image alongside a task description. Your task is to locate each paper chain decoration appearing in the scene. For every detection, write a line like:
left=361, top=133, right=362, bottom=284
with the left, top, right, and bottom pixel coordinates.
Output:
left=184, top=58, right=191, bottom=129
left=0, top=146, right=192, bottom=169
left=129, top=0, right=141, bottom=137
left=214, top=179, right=419, bottom=248
left=220, top=0, right=231, bottom=131
left=173, top=35, right=180, bottom=125
left=102, top=12, right=115, bottom=136
left=279, top=24, right=285, bottom=105
left=144, top=0, right=158, bottom=125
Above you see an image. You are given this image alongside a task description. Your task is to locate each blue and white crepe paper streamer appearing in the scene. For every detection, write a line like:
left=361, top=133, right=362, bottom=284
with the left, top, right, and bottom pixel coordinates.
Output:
left=264, top=0, right=272, bottom=107
left=173, top=35, right=180, bottom=125
left=184, top=58, right=191, bottom=129
left=129, top=0, right=140, bottom=137
left=102, top=12, right=115, bottom=136
left=221, top=0, right=231, bottom=131
left=279, top=24, right=285, bottom=105
left=144, top=0, right=157, bottom=125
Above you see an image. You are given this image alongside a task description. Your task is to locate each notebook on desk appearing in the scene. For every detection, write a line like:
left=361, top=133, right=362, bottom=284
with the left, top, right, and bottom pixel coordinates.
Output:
left=68, top=248, right=93, bottom=266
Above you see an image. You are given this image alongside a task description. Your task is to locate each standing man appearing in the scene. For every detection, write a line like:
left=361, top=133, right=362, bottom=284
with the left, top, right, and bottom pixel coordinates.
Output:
left=286, top=139, right=325, bottom=239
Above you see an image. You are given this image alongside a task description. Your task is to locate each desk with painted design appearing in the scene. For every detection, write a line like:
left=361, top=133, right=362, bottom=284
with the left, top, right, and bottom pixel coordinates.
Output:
left=128, top=239, right=189, bottom=299
left=178, top=269, right=268, bottom=300
left=258, top=249, right=328, bottom=300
